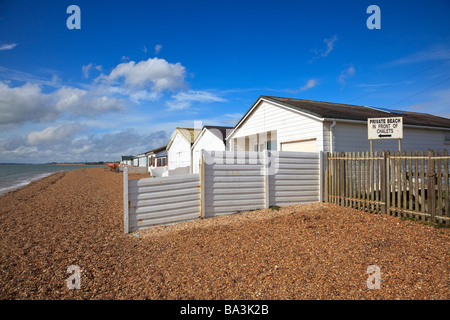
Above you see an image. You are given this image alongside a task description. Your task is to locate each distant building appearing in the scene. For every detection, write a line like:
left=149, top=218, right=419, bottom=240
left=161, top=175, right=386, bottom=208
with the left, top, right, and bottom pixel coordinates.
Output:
left=136, top=153, right=147, bottom=167
left=120, top=155, right=134, bottom=166
left=166, top=127, right=201, bottom=175
left=191, top=125, right=234, bottom=174
left=145, top=145, right=168, bottom=177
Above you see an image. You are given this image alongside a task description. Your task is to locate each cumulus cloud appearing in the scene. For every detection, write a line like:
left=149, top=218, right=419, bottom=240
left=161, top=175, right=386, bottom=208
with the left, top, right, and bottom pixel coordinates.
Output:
left=107, top=86, right=160, bottom=103
left=0, top=81, right=124, bottom=127
left=101, top=57, right=186, bottom=92
left=0, top=81, right=55, bottom=125
left=27, top=124, right=83, bottom=146
left=300, top=79, right=318, bottom=91
left=52, top=86, right=124, bottom=116
left=0, top=127, right=172, bottom=163
left=167, top=90, right=226, bottom=110
left=0, top=43, right=17, bottom=51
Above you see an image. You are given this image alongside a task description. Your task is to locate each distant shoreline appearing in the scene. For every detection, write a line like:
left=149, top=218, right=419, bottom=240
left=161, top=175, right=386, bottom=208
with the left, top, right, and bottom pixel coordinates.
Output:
left=0, top=163, right=109, bottom=196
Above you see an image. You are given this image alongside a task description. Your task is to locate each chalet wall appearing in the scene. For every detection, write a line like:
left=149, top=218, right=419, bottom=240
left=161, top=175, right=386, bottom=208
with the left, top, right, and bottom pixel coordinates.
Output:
left=192, top=129, right=227, bottom=174
left=168, top=133, right=191, bottom=171
left=332, top=122, right=449, bottom=152
left=230, top=100, right=324, bottom=152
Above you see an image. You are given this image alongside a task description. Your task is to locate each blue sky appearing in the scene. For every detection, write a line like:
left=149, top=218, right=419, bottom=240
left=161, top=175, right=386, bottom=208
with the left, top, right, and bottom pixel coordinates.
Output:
left=1, top=0, right=449, bottom=163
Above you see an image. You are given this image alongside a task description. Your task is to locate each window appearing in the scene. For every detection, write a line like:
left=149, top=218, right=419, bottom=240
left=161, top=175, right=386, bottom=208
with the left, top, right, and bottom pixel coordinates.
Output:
left=445, top=132, right=450, bottom=145
left=267, top=140, right=277, bottom=151
left=156, top=157, right=167, bottom=167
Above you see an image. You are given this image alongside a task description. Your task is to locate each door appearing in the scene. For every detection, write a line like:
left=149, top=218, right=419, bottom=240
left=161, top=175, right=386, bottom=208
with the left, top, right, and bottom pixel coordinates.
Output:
left=281, top=138, right=317, bottom=152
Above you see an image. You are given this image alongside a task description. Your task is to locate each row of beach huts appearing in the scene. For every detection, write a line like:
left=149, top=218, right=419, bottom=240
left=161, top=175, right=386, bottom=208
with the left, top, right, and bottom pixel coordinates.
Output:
left=119, top=95, right=450, bottom=177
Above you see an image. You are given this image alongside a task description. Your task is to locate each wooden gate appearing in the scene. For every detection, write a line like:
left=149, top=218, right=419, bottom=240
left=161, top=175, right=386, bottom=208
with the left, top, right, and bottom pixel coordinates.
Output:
left=325, top=150, right=449, bottom=224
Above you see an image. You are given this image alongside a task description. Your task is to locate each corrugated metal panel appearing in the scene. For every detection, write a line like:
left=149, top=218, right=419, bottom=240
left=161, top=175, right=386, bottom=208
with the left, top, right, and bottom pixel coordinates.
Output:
left=128, top=174, right=200, bottom=232
left=269, top=151, right=320, bottom=206
left=203, top=151, right=265, bottom=217
left=125, top=151, right=322, bottom=233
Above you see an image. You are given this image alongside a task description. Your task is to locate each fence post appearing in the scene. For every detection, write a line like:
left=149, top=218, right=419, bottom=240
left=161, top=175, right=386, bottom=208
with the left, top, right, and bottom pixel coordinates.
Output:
left=427, top=150, right=436, bottom=222
left=339, top=152, right=345, bottom=206
left=380, top=151, right=387, bottom=214
left=319, top=151, right=324, bottom=203
left=123, top=166, right=129, bottom=234
left=263, top=149, right=270, bottom=208
left=200, top=149, right=206, bottom=218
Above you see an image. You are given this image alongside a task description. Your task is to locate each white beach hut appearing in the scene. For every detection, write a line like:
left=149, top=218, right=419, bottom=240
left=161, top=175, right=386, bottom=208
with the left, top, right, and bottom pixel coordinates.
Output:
left=226, top=95, right=450, bottom=153
left=191, top=125, right=234, bottom=174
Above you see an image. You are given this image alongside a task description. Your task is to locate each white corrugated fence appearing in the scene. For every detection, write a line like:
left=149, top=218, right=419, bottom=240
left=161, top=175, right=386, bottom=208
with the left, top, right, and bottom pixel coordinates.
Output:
left=124, top=170, right=201, bottom=233
left=124, top=150, right=322, bottom=233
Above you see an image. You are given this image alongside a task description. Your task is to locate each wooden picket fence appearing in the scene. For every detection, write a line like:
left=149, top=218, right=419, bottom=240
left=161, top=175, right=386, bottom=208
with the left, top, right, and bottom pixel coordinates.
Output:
left=325, top=150, right=450, bottom=224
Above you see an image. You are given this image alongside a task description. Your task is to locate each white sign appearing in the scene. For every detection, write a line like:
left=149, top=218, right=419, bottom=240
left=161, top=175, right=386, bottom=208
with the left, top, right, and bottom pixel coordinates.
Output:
left=368, top=117, right=403, bottom=140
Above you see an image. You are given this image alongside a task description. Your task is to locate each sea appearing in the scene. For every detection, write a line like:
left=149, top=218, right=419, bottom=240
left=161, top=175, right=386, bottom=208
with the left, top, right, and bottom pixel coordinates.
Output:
left=0, top=164, right=106, bottom=196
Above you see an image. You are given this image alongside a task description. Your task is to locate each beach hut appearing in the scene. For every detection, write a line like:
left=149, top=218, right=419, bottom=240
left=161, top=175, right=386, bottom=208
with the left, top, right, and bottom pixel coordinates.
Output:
left=145, top=145, right=168, bottom=177
left=121, top=155, right=134, bottom=166
left=191, top=125, right=234, bottom=174
left=137, top=153, right=147, bottom=167
left=166, top=127, right=201, bottom=175
left=226, top=95, right=450, bottom=153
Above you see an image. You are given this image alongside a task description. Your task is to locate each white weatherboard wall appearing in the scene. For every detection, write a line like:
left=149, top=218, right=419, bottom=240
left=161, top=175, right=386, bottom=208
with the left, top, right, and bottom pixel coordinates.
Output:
left=125, top=169, right=201, bottom=232
left=168, top=132, right=192, bottom=172
left=231, top=100, right=324, bottom=152
left=331, top=122, right=450, bottom=153
left=192, top=129, right=227, bottom=174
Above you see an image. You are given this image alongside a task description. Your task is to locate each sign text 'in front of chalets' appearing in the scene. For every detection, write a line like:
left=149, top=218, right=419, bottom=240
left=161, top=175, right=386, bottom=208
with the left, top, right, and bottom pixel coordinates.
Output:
left=367, top=117, right=403, bottom=140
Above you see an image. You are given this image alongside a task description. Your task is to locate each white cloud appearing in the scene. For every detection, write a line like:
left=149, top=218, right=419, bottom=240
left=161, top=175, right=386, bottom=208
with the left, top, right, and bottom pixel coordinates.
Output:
left=339, top=65, right=356, bottom=86
left=27, top=124, right=83, bottom=146
left=52, top=86, right=123, bottom=116
left=167, top=90, right=226, bottom=110
left=310, top=35, right=338, bottom=62
left=0, top=66, right=60, bottom=88
left=107, top=86, right=160, bottom=103
left=0, top=43, right=17, bottom=51
left=386, top=46, right=450, bottom=66
left=154, top=44, right=162, bottom=55
left=0, top=81, right=54, bottom=125
left=82, top=63, right=102, bottom=79
left=0, top=128, right=172, bottom=163
left=300, top=79, right=318, bottom=91
left=322, top=35, right=338, bottom=57
left=51, top=74, right=61, bottom=85
left=101, top=57, right=186, bottom=92
left=0, top=81, right=124, bottom=127
left=405, top=87, right=450, bottom=118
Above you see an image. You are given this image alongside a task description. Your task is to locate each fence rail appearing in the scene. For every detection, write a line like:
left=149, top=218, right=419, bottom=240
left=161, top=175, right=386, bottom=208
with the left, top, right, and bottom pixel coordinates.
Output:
left=325, top=149, right=450, bottom=224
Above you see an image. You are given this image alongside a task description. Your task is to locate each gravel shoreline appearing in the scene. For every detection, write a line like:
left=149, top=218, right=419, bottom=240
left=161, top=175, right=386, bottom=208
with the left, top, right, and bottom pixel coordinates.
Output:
left=0, top=167, right=448, bottom=300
